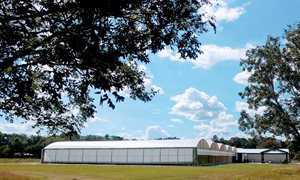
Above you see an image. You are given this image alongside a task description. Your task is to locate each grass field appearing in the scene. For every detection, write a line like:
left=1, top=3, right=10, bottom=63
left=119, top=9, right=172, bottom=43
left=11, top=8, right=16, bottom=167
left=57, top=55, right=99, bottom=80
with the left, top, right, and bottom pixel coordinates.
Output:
left=0, top=159, right=300, bottom=180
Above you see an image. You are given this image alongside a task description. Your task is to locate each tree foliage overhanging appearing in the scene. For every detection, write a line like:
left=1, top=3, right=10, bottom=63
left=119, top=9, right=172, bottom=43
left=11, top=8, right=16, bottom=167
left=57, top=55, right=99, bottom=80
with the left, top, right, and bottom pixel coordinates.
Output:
left=0, top=0, right=215, bottom=135
left=238, top=22, right=300, bottom=150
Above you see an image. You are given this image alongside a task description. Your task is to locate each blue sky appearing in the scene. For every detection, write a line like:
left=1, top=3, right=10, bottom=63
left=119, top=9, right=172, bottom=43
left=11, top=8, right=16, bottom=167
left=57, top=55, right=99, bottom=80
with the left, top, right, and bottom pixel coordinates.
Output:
left=1, top=0, right=300, bottom=140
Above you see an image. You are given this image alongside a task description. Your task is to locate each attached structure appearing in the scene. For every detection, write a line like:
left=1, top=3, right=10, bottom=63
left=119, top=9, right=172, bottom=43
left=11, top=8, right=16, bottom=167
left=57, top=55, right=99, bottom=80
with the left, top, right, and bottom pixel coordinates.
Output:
left=236, top=148, right=289, bottom=163
left=42, top=139, right=236, bottom=165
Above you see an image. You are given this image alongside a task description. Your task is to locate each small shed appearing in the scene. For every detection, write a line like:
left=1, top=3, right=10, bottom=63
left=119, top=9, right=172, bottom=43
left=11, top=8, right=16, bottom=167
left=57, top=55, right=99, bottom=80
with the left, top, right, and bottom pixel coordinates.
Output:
left=236, top=148, right=289, bottom=163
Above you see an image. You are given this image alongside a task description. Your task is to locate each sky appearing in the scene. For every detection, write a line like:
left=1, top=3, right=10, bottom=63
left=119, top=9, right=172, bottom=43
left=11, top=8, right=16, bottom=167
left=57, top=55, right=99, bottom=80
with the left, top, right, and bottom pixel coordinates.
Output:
left=1, top=0, right=300, bottom=140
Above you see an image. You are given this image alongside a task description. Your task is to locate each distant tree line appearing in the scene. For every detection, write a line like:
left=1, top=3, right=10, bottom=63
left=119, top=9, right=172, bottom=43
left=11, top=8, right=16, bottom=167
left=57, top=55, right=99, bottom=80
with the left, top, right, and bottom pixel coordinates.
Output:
left=0, top=131, right=124, bottom=158
left=211, top=135, right=300, bottom=160
left=211, top=135, right=287, bottom=149
left=1, top=131, right=300, bottom=160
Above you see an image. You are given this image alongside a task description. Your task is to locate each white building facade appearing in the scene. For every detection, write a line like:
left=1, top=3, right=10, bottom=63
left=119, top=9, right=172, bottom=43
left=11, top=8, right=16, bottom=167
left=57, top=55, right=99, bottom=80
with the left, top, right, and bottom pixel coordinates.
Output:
left=42, top=139, right=236, bottom=165
left=236, top=148, right=289, bottom=163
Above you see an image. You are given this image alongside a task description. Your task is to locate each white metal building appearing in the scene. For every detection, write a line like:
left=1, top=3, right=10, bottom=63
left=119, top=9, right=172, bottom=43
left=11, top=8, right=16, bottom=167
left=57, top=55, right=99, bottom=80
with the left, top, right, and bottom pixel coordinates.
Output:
left=42, top=139, right=236, bottom=165
left=236, top=148, right=289, bottom=163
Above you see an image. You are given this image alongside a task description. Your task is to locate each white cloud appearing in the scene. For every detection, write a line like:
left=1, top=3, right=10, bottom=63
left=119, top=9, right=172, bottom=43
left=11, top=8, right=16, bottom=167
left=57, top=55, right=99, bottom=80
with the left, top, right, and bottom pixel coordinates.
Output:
left=138, top=65, right=164, bottom=94
left=201, top=0, right=247, bottom=23
left=170, top=118, right=184, bottom=124
left=233, top=70, right=252, bottom=85
left=170, top=87, right=226, bottom=121
left=144, top=125, right=170, bottom=140
left=116, top=132, right=141, bottom=140
left=0, top=122, right=37, bottom=135
left=84, top=115, right=108, bottom=127
left=170, top=87, right=238, bottom=139
left=193, top=112, right=238, bottom=139
left=234, top=132, right=251, bottom=139
left=87, top=116, right=108, bottom=123
left=235, top=101, right=266, bottom=117
left=158, top=44, right=251, bottom=69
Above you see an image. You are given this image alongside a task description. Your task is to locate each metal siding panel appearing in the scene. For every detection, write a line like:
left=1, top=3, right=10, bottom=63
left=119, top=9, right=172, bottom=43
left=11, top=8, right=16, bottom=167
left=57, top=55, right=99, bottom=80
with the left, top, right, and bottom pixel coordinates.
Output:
left=112, top=149, right=127, bottom=163
left=161, top=149, right=168, bottom=156
left=97, top=149, right=111, bottom=163
left=178, top=148, right=185, bottom=156
left=265, top=154, right=287, bottom=163
left=55, top=149, right=69, bottom=163
left=178, top=155, right=185, bottom=163
left=44, top=150, right=56, bottom=163
left=152, top=149, right=160, bottom=156
left=135, top=149, right=143, bottom=156
left=160, top=155, right=168, bottom=163
left=69, top=149, right=83, bottom=163
left=143, top=156, right=152, bottom=163
left=144, top=149, right=151, bottom=156
left=82, top=149, right=97, bottom=163
left=247, top=154, right=261, bottom=162
left=111, top=149, right=118, bottom=163
left=185, top=155, right=193, bottom=162
left=127, top=149, right=143, bottom=163
left=135, top=155, right=144, bottom=163
left=152, top=153, right=160, bottom=163
left=169, top=149, right=177, bottom=156
left=168, top=155, right=177, bottom=163
left=185, top=149, right=193, bottom=156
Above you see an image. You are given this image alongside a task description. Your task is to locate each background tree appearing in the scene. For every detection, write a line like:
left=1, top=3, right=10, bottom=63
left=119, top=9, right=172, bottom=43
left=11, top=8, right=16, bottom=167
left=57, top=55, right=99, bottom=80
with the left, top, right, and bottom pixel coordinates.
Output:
left=7, top=134, right=28, bottom=157
left=238, top=22, right=300, bottom=150
left=0, top=0, right=215, bottom=135
left=0, top=131, right=127, bottom=158
left=257, top=137, right=280, bottom=149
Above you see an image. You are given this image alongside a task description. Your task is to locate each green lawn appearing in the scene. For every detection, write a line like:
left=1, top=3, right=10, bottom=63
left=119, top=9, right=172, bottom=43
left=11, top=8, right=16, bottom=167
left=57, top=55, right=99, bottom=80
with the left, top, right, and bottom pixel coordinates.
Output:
left=0, top=160, right=300, bottom=180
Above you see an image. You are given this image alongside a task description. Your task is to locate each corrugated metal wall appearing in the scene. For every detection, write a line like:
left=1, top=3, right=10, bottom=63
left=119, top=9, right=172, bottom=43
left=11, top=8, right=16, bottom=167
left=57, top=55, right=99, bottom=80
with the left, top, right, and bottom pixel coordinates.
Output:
left=43, top=148, right=195, bottom=165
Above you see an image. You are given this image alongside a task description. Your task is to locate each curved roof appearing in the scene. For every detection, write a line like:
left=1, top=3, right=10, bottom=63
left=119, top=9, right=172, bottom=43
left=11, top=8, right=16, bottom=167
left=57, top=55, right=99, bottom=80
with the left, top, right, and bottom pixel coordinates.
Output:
left=218, top=144, right=226, bottom=151
left=209, top=142, right=219, bottom=151
left=225, top=145, right=233, bottom=152
left=44, top=139, right=204, bottom=149
left=197, top=139, right=210, bottom=149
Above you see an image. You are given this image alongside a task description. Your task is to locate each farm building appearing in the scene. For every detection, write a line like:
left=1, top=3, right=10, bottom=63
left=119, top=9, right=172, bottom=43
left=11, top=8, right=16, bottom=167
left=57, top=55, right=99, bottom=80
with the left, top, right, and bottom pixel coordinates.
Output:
left=42, top=139, right=236, bottom=165
left=236, top=148, right=289, bottom=163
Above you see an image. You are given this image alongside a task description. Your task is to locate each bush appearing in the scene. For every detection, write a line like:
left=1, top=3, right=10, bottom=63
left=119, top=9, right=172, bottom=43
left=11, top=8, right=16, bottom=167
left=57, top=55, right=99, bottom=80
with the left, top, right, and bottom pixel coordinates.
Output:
left=293, top=151, right=300, bottom=160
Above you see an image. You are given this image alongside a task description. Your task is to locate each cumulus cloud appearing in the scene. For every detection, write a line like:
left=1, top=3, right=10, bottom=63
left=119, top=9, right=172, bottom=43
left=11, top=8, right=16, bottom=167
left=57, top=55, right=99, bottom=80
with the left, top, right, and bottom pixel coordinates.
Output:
left=144, top=125, right=170, bottom=140
left=235, top=101, right=266, bottom=116
left=0, top=122, right=37, bottom=135
left=170, top=87, right=226, bottom=121
left=233, top=70, right=252, bottom=85
left=201, top=0, right=247, bottom=23
left=84, top=115, right=109, bottom=128
left=170, top=87, right=238, bottom=139
left=87, top=116, right=108, bottom=123
left=193, top=112, right=238, bottom=139
left=158, top=44, right=252, bottom=69
left=170, top=118, right=184, bottom=124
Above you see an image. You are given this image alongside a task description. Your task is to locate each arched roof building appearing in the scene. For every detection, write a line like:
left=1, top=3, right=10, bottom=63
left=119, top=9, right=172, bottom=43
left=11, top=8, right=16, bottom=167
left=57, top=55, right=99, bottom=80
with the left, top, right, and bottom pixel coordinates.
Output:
left=42, top=139, right=236, bottom=165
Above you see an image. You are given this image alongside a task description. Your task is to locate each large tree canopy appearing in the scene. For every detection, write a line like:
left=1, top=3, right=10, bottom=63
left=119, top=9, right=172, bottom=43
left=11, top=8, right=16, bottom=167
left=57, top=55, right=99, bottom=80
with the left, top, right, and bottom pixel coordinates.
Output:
left=0, top=0, right=215, bottom=135
left=239, top=23, right=300, bottom=148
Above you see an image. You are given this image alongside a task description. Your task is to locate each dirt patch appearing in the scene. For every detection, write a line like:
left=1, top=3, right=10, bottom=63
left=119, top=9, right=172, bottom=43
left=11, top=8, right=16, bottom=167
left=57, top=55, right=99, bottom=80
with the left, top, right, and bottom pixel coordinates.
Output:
left=10, top=170, right=101, bottom=180
left=0, top=170, right=36, bottom=180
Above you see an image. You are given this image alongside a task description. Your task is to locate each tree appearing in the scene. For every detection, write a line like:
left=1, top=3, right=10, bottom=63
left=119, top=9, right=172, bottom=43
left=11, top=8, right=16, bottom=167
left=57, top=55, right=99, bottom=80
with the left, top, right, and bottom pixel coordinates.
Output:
left=7, top=134, right=28, bottom=157
left=257, top=138, right=280, bottom=149
left=0, top=0, right=215, bottom=135
left=238, top=22, right=300, bottom=150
